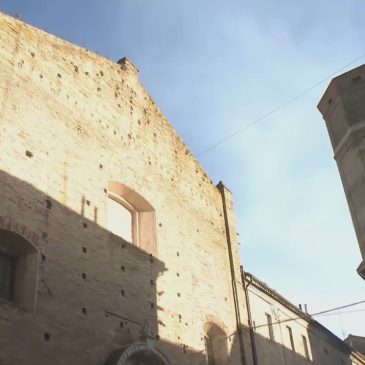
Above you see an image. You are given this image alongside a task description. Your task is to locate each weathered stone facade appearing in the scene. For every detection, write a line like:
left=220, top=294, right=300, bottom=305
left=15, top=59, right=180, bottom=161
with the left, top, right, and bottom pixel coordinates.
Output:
left=0, top=12, right=253, bottom=365
left=318, top=65, right=365, bottom=279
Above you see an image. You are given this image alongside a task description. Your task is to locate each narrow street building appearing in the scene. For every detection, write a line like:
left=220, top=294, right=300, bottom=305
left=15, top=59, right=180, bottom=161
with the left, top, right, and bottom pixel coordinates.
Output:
left=243, top=271, right=365, bottom=365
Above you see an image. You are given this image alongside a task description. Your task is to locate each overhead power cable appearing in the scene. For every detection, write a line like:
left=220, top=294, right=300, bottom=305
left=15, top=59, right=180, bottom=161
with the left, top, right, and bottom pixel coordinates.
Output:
left=314, top=308, right=365, bottom=318
left=310, top=299, right=365, bottom=316
left=254, top=299, right=365, bottom=329
left=196, top=52, right=365, bottom=157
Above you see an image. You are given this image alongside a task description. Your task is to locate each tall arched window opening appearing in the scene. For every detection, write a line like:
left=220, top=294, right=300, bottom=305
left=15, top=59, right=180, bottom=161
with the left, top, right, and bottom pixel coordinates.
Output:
left=0, top=229, right=38, bottom=310
left=107, top=181, right=157, bottom=255
left=204, top=324, right=229, bottom=365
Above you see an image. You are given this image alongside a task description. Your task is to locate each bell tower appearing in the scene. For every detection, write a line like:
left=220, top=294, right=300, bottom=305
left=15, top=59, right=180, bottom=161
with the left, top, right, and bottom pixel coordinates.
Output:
left=318, top=64, right=365, bottom=279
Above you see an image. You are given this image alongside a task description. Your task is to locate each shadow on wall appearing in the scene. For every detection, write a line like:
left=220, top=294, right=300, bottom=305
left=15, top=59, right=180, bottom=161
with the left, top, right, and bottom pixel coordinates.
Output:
left=251, top=320, right=352, bottom=365
left=0, top=168, right=237, bottom=365
left=0, top=168, right=339, bottom=365
left=0, top=168, right=179, bottom=365
left=308, top=321, right=352, bottom=365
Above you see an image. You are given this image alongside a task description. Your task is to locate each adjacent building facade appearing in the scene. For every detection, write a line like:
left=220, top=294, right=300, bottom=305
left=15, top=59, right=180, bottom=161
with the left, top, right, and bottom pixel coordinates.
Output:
left=243, top=271, right=365, bottom=365
left=318, top=65, right=365, bottom=279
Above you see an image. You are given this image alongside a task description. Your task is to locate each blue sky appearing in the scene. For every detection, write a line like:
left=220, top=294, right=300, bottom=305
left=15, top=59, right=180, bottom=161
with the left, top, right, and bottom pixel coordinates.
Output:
left=1, top=0, right=364, bottom=337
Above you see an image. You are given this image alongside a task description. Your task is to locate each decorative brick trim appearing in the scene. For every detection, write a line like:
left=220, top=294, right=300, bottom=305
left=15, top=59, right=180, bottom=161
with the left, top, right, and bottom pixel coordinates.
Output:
left=116, top=342, right=170, bottom=365
left=203, top=315, right=229, bottom=335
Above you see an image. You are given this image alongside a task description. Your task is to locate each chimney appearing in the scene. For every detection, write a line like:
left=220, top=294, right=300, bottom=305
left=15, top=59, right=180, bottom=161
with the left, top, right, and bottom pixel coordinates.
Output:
left=117, top=57, right=139, bottom=76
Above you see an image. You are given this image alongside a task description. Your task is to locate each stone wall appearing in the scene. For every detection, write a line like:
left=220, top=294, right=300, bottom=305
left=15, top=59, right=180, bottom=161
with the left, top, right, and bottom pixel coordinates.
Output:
left=0, top=12, right=252, bottom=365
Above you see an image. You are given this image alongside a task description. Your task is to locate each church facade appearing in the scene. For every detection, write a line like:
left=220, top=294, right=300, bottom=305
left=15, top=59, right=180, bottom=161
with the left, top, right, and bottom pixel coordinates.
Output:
left=0, top=12, right=253, bottom=365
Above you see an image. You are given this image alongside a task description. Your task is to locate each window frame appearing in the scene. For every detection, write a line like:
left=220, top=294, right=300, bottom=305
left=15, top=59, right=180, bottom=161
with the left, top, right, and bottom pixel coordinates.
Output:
left=108, top=193, right=139, bottom=245
left=302, top=335, right=310, bottom=359
left=286, top=325, right=295, bottom=352
left=107, top=181, right=157, bottom=255
left=204, top=323, right=229, bottom=365
left=265, top=312, right=275, bottom=341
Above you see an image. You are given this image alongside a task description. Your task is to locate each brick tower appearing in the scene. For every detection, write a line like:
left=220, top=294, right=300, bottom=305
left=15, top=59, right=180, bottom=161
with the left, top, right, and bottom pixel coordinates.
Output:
left=318, top=64, right=365, bottom=279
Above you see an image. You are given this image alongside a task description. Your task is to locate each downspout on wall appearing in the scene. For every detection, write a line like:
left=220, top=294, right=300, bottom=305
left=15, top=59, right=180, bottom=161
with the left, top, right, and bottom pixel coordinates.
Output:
left=217, top=181, right=248, bottom=365
left=241, top=270, right=259, bottom=365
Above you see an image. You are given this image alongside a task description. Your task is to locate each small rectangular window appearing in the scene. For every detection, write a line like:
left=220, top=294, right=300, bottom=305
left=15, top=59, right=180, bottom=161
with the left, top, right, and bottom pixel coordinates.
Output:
left=266, top=313, right=274, bottom=341
left=287, top=326, right=295, bottom=351
left=0, top=253, right=15, bottom=302
left=302, top=335, right=309, bottom=359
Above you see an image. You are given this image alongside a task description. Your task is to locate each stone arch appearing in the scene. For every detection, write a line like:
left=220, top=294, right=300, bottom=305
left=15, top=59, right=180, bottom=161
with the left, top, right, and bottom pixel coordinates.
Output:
left=0, top=216, right=40, bottom=249
left=203, top=315, right=229, bottom=336
left=106, top=342, right=170, bottom=365
left=108, top=182, right=154, bottom=211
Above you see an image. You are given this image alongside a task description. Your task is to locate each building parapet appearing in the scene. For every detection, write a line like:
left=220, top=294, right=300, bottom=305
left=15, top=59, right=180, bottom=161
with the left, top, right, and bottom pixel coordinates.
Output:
left=242, top=269, right=359, bottom=356
left=243, top=270, right=311, bottom=322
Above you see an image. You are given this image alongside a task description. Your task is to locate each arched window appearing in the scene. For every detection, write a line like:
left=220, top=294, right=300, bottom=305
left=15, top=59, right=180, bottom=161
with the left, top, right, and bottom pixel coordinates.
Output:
left=107, top=181, right=157, bottom=255
left=204, top=324, right=229, bottom=365
left=0, top=229, right=38, bottom=310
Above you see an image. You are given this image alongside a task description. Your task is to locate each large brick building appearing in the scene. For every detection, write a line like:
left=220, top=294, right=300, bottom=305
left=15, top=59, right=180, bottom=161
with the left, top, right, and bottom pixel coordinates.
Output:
left=0, top=12, right=253, bottom=365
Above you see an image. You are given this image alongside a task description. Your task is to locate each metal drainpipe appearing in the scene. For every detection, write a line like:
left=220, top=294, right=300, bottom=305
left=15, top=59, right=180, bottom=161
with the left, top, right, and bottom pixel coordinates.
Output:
left=241, top=270, right=259, bottom=365
left=277, top=309, right=288, bottom=365
left=218, top=182, right=247, bottom=365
